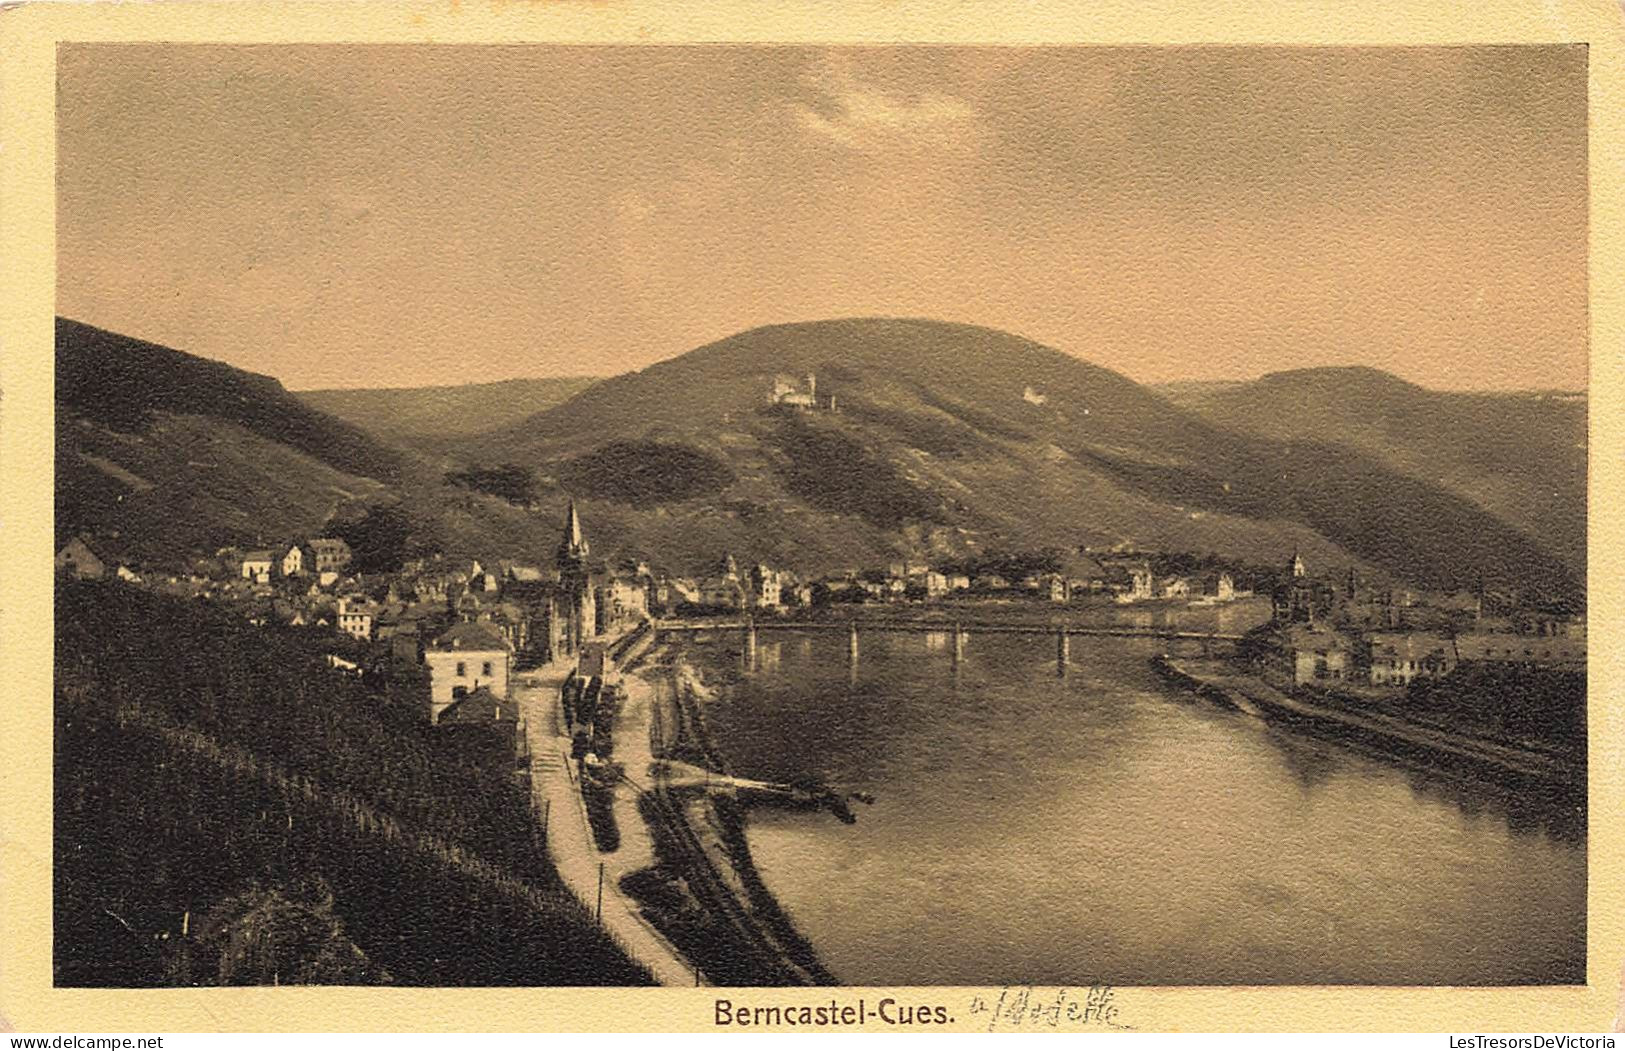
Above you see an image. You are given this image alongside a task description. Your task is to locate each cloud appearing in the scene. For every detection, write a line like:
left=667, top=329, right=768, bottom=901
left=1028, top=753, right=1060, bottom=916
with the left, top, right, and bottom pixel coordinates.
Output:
left=790, top=56, right=981, bottom=152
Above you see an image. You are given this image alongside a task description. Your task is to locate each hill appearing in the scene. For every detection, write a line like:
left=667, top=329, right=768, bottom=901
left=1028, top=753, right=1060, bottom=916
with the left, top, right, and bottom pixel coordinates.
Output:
left=58, top=318, right=407, bottom=481
left=446, top=318, right=1580, bottom=604
left=296, top=377, right=599, bottom=453
left=56, top=318, right=413, bottom=561
left=56, top=316, right=1580, bottom=603
left=55, top=579, right=651, bottom=986
left=1158, top=367, right=1586, bottom=575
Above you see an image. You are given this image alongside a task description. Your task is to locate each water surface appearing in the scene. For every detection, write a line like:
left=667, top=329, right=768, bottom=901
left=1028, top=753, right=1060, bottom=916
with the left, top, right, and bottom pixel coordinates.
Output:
left=685, top=613, right=1585, bottom=985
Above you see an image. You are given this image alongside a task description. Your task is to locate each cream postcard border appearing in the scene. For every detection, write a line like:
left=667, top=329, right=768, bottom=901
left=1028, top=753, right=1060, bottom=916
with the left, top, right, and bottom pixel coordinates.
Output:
left=2, top=0, right=1621, bottom=1033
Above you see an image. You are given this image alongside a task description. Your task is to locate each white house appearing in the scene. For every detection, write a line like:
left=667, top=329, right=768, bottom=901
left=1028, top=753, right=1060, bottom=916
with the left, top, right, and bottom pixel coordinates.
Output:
left=241, top=551, right=274, bottom=584
left=749, top=564, right=783, bottom=609
left=336, top=596, right=377, bottom=641
left=1110, top=564, right=1153, bottom=602
left=425, top=621, right=513, bottom=723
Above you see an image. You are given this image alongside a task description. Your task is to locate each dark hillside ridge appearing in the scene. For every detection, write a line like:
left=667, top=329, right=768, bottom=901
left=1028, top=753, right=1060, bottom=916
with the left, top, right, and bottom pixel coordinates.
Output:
left=57, top=318, right=407, bottom=483
left=55, top=412, right=390, bottom=561
left=1163, top=366, right=1587, bottom=577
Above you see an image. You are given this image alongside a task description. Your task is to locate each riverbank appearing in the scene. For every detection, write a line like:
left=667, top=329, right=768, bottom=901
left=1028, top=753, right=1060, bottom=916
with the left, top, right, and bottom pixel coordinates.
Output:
left=1153, top=654, right=1583, bottom=789
left=618, top=645, right=836, bottom=986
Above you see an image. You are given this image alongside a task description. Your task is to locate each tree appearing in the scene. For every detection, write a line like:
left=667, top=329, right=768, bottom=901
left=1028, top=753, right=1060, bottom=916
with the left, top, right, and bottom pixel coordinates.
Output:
left=444, top=463, right=538, bottom=507
left=333, top=503, right=415, bottom=574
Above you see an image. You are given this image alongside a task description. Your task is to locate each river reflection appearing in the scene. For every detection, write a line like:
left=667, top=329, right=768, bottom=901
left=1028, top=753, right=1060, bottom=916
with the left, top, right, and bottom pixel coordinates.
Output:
left=686, top=623, right=1586, bottom=986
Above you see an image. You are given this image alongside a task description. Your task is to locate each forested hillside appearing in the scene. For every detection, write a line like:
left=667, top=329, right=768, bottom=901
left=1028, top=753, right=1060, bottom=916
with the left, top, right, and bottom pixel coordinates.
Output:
left=1161, top=367, right=1586, bottom=576
left=55, top=580, right=650, bottom=987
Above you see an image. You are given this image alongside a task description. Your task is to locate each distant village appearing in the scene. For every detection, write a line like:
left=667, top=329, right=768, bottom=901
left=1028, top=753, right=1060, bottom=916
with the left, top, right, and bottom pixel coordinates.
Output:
left=1258, top=550, right=1585, bottom=690
left=57, top=483, right=1586, bottom=737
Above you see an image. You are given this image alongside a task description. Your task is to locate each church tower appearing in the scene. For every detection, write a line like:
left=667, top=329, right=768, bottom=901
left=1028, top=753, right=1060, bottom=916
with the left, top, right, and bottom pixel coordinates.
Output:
left=557, top=498, right=590, bottom=570
left=555, top=499, right=596, bottom=652
left=1290, top=548, right=1306, bottom=579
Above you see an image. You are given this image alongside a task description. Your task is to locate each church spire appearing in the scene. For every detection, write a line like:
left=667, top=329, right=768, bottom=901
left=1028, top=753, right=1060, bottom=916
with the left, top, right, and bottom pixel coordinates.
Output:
left=557, top=498, right=589, bottom=568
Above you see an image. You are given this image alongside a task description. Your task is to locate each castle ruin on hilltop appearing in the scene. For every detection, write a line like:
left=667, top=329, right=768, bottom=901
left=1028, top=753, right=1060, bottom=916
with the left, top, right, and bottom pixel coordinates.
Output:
left=769, top=373, right=836, bottom=412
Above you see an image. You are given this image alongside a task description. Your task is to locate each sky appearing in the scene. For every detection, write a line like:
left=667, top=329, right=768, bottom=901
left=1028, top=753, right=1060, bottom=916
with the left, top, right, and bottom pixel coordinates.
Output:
left=57, top=44, right=1587, bottom=391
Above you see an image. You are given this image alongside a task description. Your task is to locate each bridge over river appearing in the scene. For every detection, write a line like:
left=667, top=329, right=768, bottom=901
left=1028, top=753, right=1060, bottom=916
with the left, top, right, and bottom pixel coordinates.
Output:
left=656, top=616, right=1245, bottom=642
left=652, top=615, right=1245, bottom=676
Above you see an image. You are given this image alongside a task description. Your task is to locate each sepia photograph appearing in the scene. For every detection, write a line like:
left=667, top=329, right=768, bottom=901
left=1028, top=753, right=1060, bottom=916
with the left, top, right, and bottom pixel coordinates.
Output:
left=49, top=40, right=1588, bottom=994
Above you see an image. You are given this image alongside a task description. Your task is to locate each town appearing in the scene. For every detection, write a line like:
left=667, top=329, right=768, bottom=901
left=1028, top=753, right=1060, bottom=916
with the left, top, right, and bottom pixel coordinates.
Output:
left=55, top=494, right=1586, bottom=742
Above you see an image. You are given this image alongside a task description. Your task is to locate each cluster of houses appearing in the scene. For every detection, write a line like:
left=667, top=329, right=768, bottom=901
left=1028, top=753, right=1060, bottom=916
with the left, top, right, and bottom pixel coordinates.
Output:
left=239, top=537, right=355, bottom=586
left=1259, top=551, right=1586, bottom=689
left=64, top=497, right=1586, bottom=737
left=58, top=518, right=1254, bottom=678
left=665, top=550, right=1242, bottom=613
left=59, top=504, right=1259, bottom=748
left=54, top=507, right=642, bottom=735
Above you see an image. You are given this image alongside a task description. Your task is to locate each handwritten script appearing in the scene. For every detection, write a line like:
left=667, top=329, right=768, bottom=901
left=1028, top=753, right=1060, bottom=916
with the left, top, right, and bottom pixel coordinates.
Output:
left=967, top=985, right=1134, bottom=1032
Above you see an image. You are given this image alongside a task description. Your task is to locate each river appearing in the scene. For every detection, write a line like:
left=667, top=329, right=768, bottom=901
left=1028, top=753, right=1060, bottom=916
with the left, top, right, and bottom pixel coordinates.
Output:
left=676, top=603, right=1585, bottom=986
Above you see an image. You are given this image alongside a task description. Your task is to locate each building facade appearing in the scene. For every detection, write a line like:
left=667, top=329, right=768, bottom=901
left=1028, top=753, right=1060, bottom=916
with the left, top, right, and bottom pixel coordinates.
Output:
left=1365, top=632, right=1457, bottom=686
left=241, top=551, right=274, bottom=584
left=308, top=538, right=353, bottom=573
left=425, top=621, right=513, bottom=723
left=336, top=596, right=377, bottom=641
left=701, top=555, right=747, bottom=610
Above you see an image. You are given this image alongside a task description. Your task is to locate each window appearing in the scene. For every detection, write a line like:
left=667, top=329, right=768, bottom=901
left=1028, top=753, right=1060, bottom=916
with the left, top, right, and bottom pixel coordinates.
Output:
left=482, top=661, right=494, bottom=677
left=456, top=661, right=466, bottom=677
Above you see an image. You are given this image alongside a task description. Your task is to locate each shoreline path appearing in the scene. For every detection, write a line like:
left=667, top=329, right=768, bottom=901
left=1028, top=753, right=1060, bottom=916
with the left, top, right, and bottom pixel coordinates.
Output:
left=513, top=659, right=705, bottom=986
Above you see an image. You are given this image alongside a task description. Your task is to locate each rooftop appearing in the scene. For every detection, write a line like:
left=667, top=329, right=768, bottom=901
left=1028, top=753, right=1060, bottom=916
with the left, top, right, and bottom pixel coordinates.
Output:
left=429, top=620, right=513, bottom=653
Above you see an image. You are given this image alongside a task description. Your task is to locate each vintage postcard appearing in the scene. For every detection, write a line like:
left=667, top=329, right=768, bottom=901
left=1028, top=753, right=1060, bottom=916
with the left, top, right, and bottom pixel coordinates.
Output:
left=2, top=0, right=1623, bottom=1035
